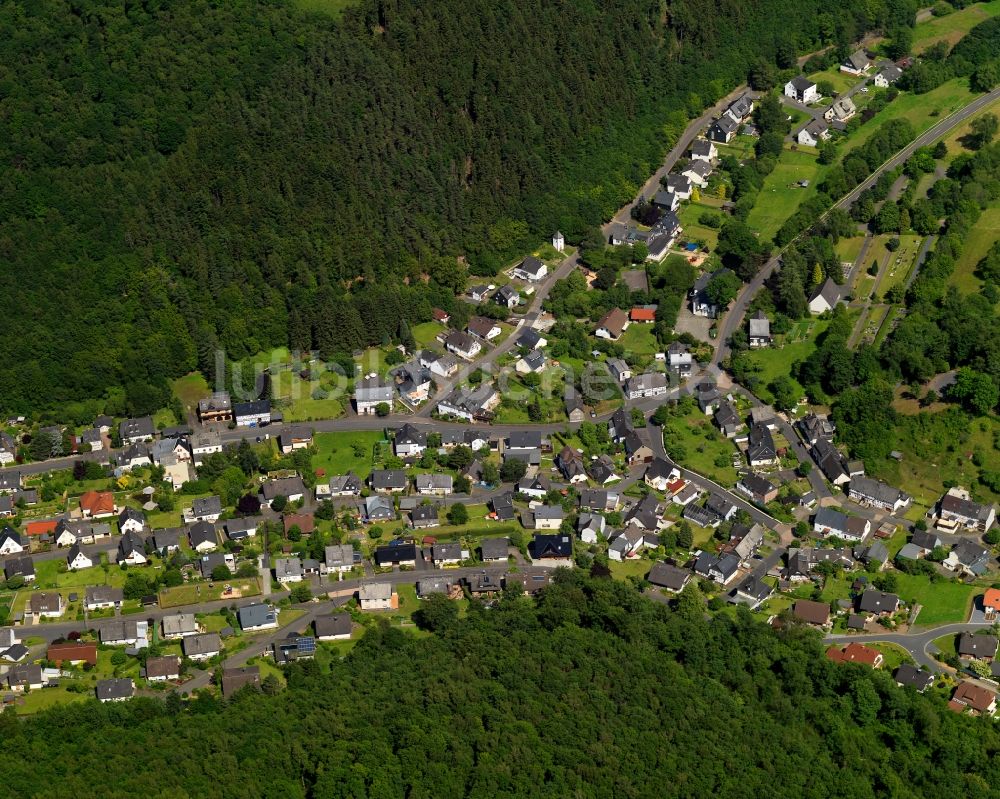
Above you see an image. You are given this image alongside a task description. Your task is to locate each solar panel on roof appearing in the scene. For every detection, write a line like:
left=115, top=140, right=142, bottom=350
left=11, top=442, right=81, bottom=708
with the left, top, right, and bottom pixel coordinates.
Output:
left=296, top=637, right=316, bottom=654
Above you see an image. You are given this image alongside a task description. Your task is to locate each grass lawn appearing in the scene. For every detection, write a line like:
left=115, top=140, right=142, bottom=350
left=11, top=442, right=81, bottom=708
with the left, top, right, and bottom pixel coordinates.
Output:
left=677, top=202, right=722, bottom=250
left=412, top=321, right=445, bottom=350
left=870, top=642, right=914, bottom=670
left=609, top=559, right=654, bottom=582
left=662, top=413, right=738, bottom=486
left=835, top=236, right=866, bottom=266
left=896, top=574, right=976, bottom=626
left=171, top=373, right=211, bottom=418
left=932, top=633, right=958, bottom=660
left=270, top=369, right=344, bottom=422
left=841, top=79, right=977, bottom=157
left=618, top=324, right=660, bottom=356
left=14, top=685, right=91, bottom=715
left=807, top=67, right=857, bottom=97
left=34, top=559, right=125, bottom=591
left=950, top=204, right=1000, bottom=295
left=311, top=431, right=387, bottom=479
left=743, top=317, right=832, bottom=403
left=746, top=147, right=826, bottom=241
left=196, top=612, right=234, bottom=633
left=912, top=0, right=1000, bottom=53
left=159, top=578, right=261, bottom=609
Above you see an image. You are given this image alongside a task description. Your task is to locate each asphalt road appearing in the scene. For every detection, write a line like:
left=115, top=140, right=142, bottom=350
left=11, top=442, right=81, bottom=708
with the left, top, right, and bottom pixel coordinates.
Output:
left=825, top=621, right=995, bottom=672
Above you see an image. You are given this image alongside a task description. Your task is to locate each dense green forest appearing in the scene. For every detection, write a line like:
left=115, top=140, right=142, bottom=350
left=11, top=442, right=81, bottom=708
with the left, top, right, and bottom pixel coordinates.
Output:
left=4, top=574, right=999, bottom=797
left=0, top=0, right=915, bottom=417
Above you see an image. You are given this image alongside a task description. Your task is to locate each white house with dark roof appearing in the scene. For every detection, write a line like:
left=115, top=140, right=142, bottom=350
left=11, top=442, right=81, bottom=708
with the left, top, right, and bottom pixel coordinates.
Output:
left=689, top=138, right=717, bottom=163
left=354, top=376, right=393, bottom=415
left=444, top=331, right=482, bottom=360
left=937, top=488, right=995, bottom=533
left=707, top=113, right=739, bottom=143
left=784, top=76, right=819, bottom=104
left=848, top=476, right=911, bottom=514
left=512, top=255, right=548, bottom=282
left=840, top=49, right=870, bottom=76
left=809, top=277, right=843, bottom=314
left=873, top=64, right=903, bottom=87
left=625, top=373, right=668, bottom=400
left=797, top=119, right=830, bottom=148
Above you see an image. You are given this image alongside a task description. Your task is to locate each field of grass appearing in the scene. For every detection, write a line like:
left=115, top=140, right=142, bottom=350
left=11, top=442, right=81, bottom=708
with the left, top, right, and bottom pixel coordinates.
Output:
left=14, top=685, right=91, bottom=715
left=677, top=202, right=723, bottom=250
left=912, top=0, right=1000, bottom=54
left=270, top=368, right=345, bottom=422
left=311, top=431, right=387, bottom=479
left=746, top=147, right=826, bottom=241
left=617, top=324, right=660, bottom=355
left=609, top=559, right=655, bottom=582
left=159, top=578, right=260, bottom=609
left=932, top=633, right=958, bottom=660
left=869, top=642, right=914, bottom=671
left=842, top=79, right=977, bottom=156
left=835, top=235, right=866, bottom=266
left=950, top=204, right=1000, bottom=294
left=897, top=574, right=976, bottom=626
left=806, top=66, right=857, bottom=97
left=412, top=321, right=445, bottom=350
left=171, top=373, right=211, bottom=414
left=743, top=317, right=832, bottom=404
left=663, top=413, right=738, bottom=486
left=33, top=559, right=125, bottom=591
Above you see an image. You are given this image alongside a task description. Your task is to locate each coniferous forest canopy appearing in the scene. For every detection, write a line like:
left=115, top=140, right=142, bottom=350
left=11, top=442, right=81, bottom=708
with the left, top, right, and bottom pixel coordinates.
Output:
left=0, top=0, right=916, bottom=417
left=5, top=575, right=1000, bottom=798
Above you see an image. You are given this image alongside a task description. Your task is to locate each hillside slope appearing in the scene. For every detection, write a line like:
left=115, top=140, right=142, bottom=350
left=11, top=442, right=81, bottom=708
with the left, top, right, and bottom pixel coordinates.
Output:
left=0, top=0, right=908, bottom=415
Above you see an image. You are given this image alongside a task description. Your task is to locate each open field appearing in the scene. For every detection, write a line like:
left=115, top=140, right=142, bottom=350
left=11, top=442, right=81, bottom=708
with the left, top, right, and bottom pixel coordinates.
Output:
left=842, top=79, right=977, bottom=156
left=159, top=578, right=261, bottom=608
left=609, top=558, right=654, bottom=582
left=311, top=431, right=387, bottom=479
left=171, top=373, right=211, bottom=412
left=617, top=324, right=660, bottom=355
left=412, top=321, right=445, bottom=350
left=912, top=0, right=1000, bottom=54
left=806, top=67, right=857, bottom=97
left=869, top=642, right=914, bottom=670
left=746, top=148, right=826, bottom=241
left=271, top=369, right=345, bottom=422
left=835, top=235, right=866, bottom=266
left=743, top=317, right=832, bottom=403
left=677, top=201, right=723, bottom=250
left=950, top=204, right=1000, bottom=294
left=897, top=574, right=976, bottom=626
